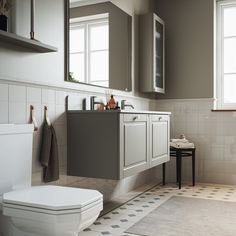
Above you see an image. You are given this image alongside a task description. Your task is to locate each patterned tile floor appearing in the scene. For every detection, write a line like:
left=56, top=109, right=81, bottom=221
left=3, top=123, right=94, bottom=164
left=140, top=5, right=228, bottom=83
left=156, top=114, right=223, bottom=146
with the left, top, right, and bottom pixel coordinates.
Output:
left=80, top=183, right=236, bottom=236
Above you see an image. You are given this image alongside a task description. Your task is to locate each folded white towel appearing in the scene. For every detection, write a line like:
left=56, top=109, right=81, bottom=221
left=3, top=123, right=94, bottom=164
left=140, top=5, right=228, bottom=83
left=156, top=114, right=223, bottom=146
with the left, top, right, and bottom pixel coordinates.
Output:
left=171, top=138, right=189, bottom=143
left=170, top=142, right=195, bottom=149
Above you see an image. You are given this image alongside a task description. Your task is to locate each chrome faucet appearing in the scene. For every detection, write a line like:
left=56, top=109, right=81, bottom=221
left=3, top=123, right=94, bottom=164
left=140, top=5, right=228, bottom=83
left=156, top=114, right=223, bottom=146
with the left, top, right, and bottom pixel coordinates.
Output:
left=121, top=100, right=134, bottom=110
left=90, top=96, right=104, bottom=110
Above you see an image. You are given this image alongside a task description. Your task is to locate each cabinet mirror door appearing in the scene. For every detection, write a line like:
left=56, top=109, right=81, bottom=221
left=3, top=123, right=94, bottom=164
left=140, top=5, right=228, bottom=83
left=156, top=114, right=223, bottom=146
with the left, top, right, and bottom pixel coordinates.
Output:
left=154, top=19, right=164, bottom=90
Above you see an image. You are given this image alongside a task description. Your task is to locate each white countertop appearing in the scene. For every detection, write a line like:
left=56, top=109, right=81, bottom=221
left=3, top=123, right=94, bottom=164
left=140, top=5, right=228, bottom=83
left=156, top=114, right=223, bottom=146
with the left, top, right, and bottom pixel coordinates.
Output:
left=68, top=110, right=171, bottom=115
left=119, top=110, right=171, bottom=115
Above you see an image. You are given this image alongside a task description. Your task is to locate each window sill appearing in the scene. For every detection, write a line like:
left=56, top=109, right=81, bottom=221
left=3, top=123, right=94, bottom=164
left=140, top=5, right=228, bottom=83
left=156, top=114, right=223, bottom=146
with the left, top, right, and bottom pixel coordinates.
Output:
left=211, top=109, right=236, bottom=112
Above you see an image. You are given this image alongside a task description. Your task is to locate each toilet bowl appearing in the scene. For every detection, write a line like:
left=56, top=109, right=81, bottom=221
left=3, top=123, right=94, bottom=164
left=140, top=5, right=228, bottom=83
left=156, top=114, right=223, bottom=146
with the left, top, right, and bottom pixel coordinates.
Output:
left=0, top=124, right=103, bottom=236
left=1, top=185, right=103, bottom=236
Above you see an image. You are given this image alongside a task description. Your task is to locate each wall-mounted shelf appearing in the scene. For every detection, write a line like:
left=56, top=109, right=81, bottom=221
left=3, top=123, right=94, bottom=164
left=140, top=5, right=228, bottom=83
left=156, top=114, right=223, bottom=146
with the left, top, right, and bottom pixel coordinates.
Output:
left=0, top=30, right=57, bottom=53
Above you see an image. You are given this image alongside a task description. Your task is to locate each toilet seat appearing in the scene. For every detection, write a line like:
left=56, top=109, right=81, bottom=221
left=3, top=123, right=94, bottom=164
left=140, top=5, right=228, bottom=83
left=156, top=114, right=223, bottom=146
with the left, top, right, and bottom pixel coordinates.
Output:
left=2, top=186, right=103, bottom=236
left=3, top=185, right=103, bottom=215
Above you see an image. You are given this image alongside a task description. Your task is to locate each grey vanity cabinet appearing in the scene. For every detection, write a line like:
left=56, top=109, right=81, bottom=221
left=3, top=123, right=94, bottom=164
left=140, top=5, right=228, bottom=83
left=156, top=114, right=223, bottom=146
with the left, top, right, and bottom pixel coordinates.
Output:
left=67, top=111, right=121, bottom=180
left=67, top=111, right=170, bottom=180
left=120, top=114, right=149, bottom=178
left=150, top=115, right=170, bottom=167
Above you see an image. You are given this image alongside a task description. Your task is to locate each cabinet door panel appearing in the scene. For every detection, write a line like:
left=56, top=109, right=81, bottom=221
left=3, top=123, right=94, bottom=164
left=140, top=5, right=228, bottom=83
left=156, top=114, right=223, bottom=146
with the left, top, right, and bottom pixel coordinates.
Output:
left=124, top=123, right=147, bottom=166
left=152, top=122, right=168, bottom=157
left=150, top=116, right=169, bottom=167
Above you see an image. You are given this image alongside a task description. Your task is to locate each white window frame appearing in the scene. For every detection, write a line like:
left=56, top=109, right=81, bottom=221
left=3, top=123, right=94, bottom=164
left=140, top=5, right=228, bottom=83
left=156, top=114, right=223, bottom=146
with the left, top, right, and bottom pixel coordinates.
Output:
left=216, top=0, right=236, bottom=109
left=69, top=23, right=86, bottom=83
left=70, top=14, right=109, bottom=87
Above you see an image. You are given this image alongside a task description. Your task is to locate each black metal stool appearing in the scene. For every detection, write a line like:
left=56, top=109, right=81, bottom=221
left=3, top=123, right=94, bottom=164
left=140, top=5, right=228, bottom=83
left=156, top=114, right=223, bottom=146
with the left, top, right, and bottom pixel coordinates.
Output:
left=162, top=147, right=196, bottom=189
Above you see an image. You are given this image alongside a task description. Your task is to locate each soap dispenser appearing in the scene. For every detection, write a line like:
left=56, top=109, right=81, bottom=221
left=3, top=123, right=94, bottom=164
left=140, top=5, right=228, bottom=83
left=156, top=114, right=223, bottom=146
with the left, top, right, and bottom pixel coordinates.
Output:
left=108, top=95, right=116, bottom=109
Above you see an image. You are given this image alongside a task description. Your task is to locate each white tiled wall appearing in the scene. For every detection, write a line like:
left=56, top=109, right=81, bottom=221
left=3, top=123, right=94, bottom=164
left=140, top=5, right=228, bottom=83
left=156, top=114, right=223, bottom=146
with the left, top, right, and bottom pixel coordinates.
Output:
left=3, top=81, right=236, bottom=197
left=0, top=81, right=160, bottom=202
left=155, top=99, right=236, bottom=185
left=0, top=84, right=8, bottom=123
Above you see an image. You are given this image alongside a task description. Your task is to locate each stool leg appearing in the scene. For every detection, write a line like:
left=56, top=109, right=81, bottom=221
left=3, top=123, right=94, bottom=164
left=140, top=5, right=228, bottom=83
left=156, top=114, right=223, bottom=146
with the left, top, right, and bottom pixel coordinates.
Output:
left=176, top=157, right=179, bottom=183
left=177, top=151, right=182, bottom=189
left=192, top=149, right=195, bottom=186
left=162, top=163, right=166, bottom=186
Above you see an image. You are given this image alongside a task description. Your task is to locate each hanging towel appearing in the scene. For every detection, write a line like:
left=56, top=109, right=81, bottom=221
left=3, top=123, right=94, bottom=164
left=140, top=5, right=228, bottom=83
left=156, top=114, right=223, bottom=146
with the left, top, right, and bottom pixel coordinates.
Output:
left=40, top=122, right=59, bottom=182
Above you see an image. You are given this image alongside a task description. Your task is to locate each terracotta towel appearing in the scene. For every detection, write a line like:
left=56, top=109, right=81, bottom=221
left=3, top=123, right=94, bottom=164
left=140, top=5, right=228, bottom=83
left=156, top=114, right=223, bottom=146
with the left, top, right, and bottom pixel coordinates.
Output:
left=40, top=123, right=59, bottom=182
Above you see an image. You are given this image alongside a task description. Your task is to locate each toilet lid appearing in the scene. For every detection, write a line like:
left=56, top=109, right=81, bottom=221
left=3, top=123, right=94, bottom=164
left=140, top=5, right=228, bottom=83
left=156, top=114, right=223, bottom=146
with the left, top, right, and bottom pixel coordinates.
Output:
left=3, top=186, right=103, bottom=211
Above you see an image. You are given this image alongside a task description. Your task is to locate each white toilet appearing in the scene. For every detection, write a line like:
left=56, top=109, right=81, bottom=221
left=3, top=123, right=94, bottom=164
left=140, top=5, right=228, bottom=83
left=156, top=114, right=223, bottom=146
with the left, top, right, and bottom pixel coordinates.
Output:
left=0, top=124, right=103, bottom=236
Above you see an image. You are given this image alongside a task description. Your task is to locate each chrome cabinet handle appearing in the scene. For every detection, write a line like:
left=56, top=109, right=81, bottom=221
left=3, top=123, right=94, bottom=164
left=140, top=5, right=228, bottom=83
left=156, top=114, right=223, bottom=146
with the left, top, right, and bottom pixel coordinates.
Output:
left=159, top=117, right=162, bottom=121
left=133, top=116, right=139, bottom=121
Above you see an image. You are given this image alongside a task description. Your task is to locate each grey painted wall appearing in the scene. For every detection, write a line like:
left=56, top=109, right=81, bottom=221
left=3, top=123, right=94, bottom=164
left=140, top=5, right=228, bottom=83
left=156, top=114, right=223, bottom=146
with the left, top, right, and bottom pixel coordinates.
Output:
left=155, top=0, right=215, bottom=99
left=0, top=0, right=65, bottom=85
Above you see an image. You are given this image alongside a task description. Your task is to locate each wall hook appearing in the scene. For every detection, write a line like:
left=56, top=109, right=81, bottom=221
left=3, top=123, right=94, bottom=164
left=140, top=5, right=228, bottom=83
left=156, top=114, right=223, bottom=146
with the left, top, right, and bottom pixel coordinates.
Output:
left=66, top=95, right=69, bottom=112
left=44, top=106, right=51, bottom=127
left=30, top=105, right=38, bottom=131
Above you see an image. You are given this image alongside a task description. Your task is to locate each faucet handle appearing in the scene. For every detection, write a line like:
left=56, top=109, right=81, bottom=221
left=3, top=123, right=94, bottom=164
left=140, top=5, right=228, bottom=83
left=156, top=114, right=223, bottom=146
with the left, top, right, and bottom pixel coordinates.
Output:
left=121, top=100, right=126, bottom=110
left=121, top=99, right=126, bottom=105
left=90, top=96, right=96, bottom=110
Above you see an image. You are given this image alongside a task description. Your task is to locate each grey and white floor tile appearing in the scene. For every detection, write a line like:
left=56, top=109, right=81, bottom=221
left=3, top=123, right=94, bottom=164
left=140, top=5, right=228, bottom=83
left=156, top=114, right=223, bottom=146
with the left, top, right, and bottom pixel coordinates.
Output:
left=80, top=183, right=236, bottom=236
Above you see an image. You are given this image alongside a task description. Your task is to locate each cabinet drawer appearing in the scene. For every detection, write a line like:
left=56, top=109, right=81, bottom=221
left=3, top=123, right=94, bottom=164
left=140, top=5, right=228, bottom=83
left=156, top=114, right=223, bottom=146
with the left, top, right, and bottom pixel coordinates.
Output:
left=123, top=114, right=147, bottom=122
left=152, top=114, right=169, bottom=122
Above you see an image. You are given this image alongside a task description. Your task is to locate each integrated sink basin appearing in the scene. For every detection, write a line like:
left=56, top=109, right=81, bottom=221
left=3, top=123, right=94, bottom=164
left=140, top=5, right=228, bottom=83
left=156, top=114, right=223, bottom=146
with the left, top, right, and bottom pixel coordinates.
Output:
left=68, top=110, right=171, bottom=115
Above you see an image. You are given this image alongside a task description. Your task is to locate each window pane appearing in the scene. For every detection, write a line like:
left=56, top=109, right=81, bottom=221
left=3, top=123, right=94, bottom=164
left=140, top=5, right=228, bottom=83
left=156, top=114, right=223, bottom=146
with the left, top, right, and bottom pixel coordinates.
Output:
left=91, top=81, right=109, bottom=87
left=70, top=53, right=85, bottom=82
left=224, top=7, right=236, bottom=37
left=224, top=74, right=236, bottom=103
left=224, top=38, right=236, bottom=73
left=70, top=27, right=85, bottom=53
left=90, top=23, right=109, bottom=51
left=89, top=51, right=109, bottom=85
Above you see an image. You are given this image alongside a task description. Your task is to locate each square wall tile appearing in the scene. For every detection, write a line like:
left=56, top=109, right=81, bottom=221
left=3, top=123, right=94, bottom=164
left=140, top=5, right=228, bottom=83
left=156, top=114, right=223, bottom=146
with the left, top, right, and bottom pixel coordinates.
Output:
left=56, top=91, right=67, bottom=105
left=27, top=87, right=42, bottom=103
left=0, top=101, right=8, bottom=123
left=42, top=89, right=56, bottom=104
left=0, top=84, right=8, bottom=101
left=9, top=85, right=26, bottom=102
left=9, top=102, right=26, bottom=124
left=54, top=104, right=66, bottom=125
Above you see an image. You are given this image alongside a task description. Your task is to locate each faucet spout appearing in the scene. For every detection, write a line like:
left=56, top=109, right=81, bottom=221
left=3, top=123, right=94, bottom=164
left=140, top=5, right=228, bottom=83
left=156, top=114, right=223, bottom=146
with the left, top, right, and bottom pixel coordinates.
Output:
left=121, top=100, right=134, bottom=110
left=90, top=96, right=104, bottom=110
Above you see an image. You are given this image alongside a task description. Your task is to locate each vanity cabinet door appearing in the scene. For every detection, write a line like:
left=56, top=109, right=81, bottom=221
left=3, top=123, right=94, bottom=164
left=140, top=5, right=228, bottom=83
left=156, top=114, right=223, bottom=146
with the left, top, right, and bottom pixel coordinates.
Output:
left=150, top=115, right=170, bottom=167
left=120, top=114, right=149, bottom=178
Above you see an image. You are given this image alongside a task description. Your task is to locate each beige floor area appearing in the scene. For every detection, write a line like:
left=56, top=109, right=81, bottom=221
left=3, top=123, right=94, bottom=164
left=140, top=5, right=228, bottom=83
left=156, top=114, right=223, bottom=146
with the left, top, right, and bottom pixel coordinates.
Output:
left=80, top=183, right=236, bottom=236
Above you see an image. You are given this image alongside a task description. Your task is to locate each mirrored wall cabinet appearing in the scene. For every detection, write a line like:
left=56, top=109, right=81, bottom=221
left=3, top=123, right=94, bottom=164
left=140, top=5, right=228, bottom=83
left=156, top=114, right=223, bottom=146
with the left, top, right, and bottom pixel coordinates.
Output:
left=140, top=13, right=165, bottom=93
left=66, top=0, right=132, bottom=91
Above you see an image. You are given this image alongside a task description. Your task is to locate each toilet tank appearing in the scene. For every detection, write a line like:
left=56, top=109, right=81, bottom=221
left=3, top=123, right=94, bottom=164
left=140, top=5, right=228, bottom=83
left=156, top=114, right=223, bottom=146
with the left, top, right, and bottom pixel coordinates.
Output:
left=0, top=124, right=34, bottom=197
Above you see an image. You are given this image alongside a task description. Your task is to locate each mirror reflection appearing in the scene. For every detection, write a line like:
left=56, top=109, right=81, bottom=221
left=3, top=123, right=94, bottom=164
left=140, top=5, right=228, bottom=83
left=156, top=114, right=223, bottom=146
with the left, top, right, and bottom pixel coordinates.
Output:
left=70, top=13, right=109, bottom=87
left=67, top=0, right=132, bottom=91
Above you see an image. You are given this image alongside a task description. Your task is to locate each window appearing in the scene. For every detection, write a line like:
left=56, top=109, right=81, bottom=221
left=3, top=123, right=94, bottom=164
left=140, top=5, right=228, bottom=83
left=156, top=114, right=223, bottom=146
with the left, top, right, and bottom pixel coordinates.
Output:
left=69, top=15, right=109, bottom=87
left=217, top=0, right=236, bottom=108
